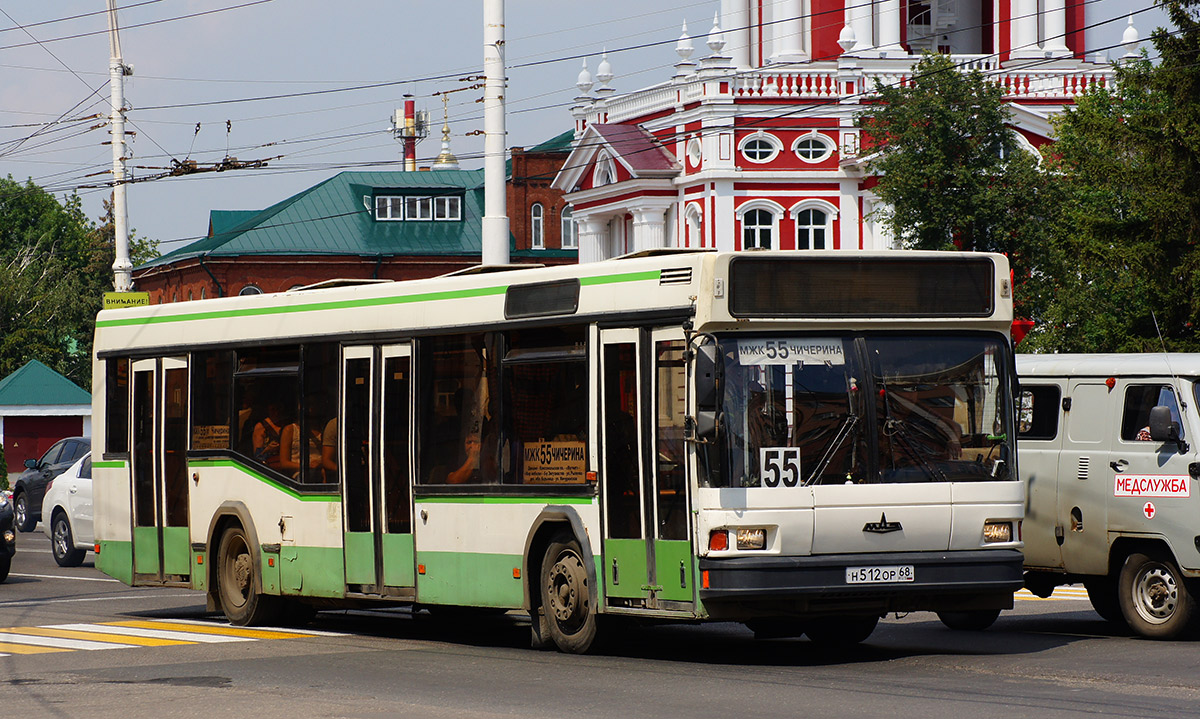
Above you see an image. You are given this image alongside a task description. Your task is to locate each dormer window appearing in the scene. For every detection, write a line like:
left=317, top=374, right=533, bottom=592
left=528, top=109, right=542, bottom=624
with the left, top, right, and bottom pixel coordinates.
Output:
left=374, top=194, right=462, bottom=221
left=738, top=132, right=782, bottom=164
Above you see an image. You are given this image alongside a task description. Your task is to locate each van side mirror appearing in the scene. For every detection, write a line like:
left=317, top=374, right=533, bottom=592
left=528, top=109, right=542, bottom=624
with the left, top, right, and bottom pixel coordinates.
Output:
left=695, top=344, right=720, bottom=410
left=1148, top=405, right=1177, bottom=442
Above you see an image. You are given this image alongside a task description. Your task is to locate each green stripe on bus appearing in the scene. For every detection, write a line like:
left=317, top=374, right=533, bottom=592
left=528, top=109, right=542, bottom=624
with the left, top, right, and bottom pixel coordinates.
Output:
left=414, top=495, right=595, bottom=505
left=579, top=270, right=660, bottom=286
left=95, top=270, right=661, bottom=328
left=188, top=459, right=340, bottom=502
left=93, top=460, right=127, bottom=469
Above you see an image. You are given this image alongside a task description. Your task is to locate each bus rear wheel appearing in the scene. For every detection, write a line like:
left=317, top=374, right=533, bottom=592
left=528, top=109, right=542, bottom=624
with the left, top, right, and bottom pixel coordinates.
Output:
left=1118, top=551, right=1197, bottom=639
left=217, top=526, right=279, bottom=626
left=540, top=534, right=597, bottom=654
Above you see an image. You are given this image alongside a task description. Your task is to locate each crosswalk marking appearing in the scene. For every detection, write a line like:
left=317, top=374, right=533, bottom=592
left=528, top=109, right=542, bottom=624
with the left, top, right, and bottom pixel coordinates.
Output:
left=1015, top=586, right=1090, bottom=601
left=0, top=619, right=338, bottom=658
left=51, top=622, right=256, bottom=644
left=0, top=642, right=70, bottom=655
left=111, top=619, right=317, bottom=640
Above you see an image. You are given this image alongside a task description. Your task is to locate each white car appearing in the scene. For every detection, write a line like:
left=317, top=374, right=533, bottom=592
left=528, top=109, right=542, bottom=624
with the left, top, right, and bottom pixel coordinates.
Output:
left=41, top=452, right=92, bottom=567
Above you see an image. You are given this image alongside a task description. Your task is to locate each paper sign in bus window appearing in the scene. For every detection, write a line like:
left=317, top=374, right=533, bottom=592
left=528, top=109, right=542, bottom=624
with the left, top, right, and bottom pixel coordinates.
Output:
left=523, top=441, right=587, bottom=484
left=738, top=338, right=845, bottom=366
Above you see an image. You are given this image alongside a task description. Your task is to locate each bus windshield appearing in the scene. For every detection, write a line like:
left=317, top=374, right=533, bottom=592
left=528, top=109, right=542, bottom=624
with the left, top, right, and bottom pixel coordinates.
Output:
left=709, top=334, right=1013, bottom=487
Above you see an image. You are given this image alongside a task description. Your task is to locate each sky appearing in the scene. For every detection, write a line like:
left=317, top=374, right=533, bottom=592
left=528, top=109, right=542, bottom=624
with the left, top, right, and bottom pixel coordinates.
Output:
left=0, top=1, right=1174, bottom=259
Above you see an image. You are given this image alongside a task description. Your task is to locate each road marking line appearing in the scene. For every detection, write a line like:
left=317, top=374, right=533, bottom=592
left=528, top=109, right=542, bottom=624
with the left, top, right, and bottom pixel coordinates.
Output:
left=0, top=630, right=129, bottom=651
left=0, top=642, right=70, bottom=655
left=164, top=617, right=348, bottom=637
left=13, top=626, right=193, bottom=647
left=115, top=619, right=318, bottom=640
left=0, top=592, right=198, bottom=608
left=9, top=572, right=121, bottom=583
left=53, top=623, right=254, bottom=643
left=1015, top=587, right=1090, bottom=601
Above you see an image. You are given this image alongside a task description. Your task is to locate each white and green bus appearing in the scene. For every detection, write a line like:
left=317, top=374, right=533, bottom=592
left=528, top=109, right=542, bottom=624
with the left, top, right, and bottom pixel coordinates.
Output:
left=92, top=249, right=1024, bottom=652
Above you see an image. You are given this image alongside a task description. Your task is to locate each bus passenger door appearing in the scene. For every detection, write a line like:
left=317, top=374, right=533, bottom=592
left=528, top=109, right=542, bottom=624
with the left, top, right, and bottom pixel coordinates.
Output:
left=341, top=345, right=415, bottom=596
left=600, top=329, right=650, bottom=605
left=649, top=329, right=694, bottom=604
left=130, top=356, right=191, bottom=584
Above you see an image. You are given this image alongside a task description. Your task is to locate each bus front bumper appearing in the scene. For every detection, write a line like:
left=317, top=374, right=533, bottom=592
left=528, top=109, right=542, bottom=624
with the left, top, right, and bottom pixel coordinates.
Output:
left=698, top=549, right=1024, bottom=617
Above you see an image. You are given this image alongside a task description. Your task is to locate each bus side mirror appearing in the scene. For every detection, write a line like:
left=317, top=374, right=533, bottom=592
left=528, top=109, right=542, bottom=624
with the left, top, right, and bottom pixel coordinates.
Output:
left=696, top=344, right=720, bottom=410
left=694, top=410, right=719, bottom=442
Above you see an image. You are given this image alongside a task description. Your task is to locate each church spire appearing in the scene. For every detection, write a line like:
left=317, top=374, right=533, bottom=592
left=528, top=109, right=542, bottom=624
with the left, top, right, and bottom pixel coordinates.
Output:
left=432, top=95, right=459, bottom=170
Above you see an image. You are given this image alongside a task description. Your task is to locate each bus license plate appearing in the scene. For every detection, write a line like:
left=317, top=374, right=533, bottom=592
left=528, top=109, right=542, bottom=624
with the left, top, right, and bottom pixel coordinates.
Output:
left=845, top=565, right=915, bottom=584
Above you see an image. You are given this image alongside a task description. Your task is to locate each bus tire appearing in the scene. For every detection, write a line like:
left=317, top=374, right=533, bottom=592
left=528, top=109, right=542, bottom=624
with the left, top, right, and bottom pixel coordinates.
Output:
left=217, top=525, right=279, bottom=626
left=539, top=534, right=597, bottom=654
left=804, top=614, right=878, bottom=646
left=1084, top=576, right=1125, bottom=625
left=936, top=609, right=1000, bottom=631
left=1118, top=551, right=1197, bottom=639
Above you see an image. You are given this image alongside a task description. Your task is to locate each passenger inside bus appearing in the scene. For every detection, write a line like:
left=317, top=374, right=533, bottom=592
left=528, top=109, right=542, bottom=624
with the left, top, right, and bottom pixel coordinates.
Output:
left=252, top=402, right=286, bottom=470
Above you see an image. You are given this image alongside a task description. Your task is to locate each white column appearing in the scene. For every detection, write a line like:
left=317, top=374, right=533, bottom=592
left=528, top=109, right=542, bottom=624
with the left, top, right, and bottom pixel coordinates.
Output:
left=1043, top=0, right=1070, bottom=57
left=631, top=208, right=668, bottom=252
left=576, top=216, right=609, bottom=263
left=839, top=181, right=860, bottom=250
left=770, top=0, right=806, bottom=63
left=877, top=0, right=904, bottom=56
left=722, top=0, right=751, bottom=68
left=481, top=0, right=510, bottom=265
left=1009, top=0, right=1042, bottom=60
left=848, top=0, right=873, bottom=55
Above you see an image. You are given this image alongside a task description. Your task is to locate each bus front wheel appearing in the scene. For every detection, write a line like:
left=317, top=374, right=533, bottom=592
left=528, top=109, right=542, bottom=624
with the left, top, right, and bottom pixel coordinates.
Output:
left=539, top=534, right=597, bottom=653
left=936, top=609, right=1000, bottom=631
left=1118, top=551, right=1197, bottom=639
left=217, top=525, right=279, bottom=626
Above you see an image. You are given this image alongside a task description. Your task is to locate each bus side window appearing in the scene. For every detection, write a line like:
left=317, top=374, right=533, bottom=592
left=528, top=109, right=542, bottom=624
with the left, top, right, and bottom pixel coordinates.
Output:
left=418, top=333, right=502, bottom=485
left=191, top=351, right=233, bottom=451
left=1018, top=385, right=1061, bottom=441
left=105, top=357, right=131, bottom=455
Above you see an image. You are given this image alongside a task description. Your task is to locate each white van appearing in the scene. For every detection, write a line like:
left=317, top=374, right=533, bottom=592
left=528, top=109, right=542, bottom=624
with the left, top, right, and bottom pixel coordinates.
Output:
left=1017, top=354, right=1200, bottom=638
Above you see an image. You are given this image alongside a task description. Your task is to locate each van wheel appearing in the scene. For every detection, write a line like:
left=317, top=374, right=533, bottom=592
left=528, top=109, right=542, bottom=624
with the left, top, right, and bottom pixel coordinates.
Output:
left=539, top=534, right=597, bottom=653
left=217, top=526, right=279, bottom=626
left=1084, top=576, right=1125, bottom=625
left=936, top=609, right=1000, bottom=631
left=1118, top=552, right=1197, bottom=639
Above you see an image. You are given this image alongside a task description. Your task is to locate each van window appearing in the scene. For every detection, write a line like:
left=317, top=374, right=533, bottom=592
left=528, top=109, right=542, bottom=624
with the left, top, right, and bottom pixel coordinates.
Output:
left=1018, top=385, right=1061, bottom=440
left=1121, top=384, right=1185, bottom=441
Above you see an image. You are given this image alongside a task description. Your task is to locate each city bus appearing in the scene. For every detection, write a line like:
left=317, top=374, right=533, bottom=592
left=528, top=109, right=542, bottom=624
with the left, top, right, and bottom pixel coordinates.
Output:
left=91, top=249, right=1024, bottom=652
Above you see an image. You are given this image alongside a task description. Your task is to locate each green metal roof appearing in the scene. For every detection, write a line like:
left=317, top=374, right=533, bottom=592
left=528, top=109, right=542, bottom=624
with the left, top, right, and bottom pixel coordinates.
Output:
left=0, top=360, right=91, bottom=407
left=526, top=129, right=575, bottom=154
left=141, top=169, right=496, bottom=269
left=208, top=210, right=259, bottom=237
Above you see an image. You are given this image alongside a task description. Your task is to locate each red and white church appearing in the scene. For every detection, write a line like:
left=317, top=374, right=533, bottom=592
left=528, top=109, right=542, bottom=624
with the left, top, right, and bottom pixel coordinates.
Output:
left=553, top=1, right=1142, bottom=262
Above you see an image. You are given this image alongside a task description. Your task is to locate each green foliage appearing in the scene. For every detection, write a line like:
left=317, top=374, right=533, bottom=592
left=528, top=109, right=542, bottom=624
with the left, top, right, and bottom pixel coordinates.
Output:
left=1021, top=1, right=1200, bottom=353
left=0, top=177, right=158, bottom=387
left=856, top=52, right=1050, bottom=319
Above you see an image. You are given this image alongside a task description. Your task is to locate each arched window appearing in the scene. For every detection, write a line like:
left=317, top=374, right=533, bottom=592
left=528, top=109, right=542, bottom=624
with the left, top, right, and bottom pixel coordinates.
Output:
left=560, top=207, right=577, bottom=249
left=531, top=203, right=545, bottom=249
left=792, top=132, right=835, bottom=163
left=742, top=208, right=774, bottom=249
left=795, top=208, right=828, bottom=249
left=238, top=284, right=263, bottom=297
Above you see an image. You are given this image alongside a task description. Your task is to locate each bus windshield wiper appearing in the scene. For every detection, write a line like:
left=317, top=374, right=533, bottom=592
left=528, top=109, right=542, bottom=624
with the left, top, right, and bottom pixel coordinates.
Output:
left=805, top=413, right=858, bottom=485
left=877, top=375, right=947, bottom=483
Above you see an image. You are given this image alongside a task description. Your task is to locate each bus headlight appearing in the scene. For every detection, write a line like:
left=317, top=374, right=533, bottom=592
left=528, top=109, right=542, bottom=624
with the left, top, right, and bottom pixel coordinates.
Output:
left=736, top=528, right=766, bottom=550
left=983, top=521, right=1013, bottom=543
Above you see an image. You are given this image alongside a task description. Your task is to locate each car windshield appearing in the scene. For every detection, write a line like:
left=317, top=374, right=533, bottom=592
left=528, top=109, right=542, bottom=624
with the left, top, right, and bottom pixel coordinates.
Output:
left=707, top=333, right=1013, bottom=487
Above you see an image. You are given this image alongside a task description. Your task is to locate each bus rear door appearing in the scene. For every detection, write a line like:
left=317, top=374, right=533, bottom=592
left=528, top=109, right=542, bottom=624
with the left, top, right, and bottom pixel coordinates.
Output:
left=130, top=356, right=191, bottom=584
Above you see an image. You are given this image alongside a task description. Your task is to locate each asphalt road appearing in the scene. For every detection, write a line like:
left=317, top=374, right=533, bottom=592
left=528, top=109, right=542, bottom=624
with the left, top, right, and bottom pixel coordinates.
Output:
left=3, top=528, right=1198, bottom=719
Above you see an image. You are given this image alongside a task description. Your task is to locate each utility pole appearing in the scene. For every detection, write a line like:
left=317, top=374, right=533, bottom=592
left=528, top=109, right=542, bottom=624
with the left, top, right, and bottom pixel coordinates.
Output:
left=481, top=0, right=509, bottom=265
left=107, top=0, right=133, bottom=292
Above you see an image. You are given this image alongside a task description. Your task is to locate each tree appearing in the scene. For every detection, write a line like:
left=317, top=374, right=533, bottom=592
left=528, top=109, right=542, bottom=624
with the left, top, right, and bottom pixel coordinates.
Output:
left=0, top=177, right=158, bottom=386
left=1022, top=1, right=1200, bottom=353
left=856, top=53, right=1049, bottom=320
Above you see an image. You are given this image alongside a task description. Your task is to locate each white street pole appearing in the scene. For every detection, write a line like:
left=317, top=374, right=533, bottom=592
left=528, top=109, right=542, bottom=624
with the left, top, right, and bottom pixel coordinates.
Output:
left=107, top=0, right=132, bottom=291
left=481, top=0, right=510, bottom=265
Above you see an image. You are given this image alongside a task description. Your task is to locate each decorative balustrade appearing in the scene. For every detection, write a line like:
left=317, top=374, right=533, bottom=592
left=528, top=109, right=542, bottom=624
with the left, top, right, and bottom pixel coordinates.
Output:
left=593, top=57, right=1113, bottom=124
